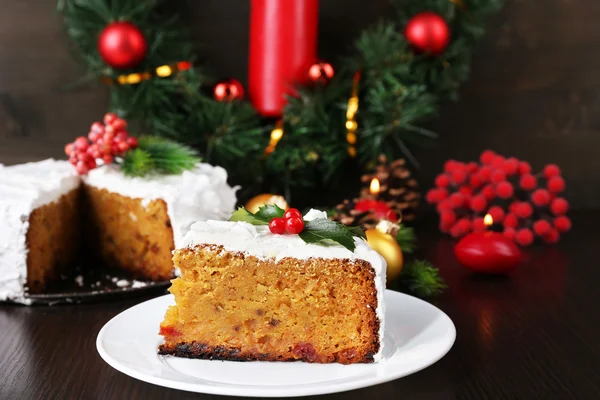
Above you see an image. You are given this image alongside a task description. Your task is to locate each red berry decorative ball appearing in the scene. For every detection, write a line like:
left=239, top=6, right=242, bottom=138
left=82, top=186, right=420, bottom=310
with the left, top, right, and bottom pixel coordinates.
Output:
left=443, top=160, right=458, bottom=173
left=426, top=189, right=439, bottom=204
left=480, top=150, right=496, bottom=165
left=470, top=195, right=487, bottom=212
left=404, top=12, right=450, bottom=55
left=491, top=170, right=506, bottom=184
left=284, top=208, right=302, bottom=220
left=458, top=186, right=472, bottom=197
left=554, top=216, right=572, bottom=233
left=503, top=228, right=516, bottom=240
left=473, top=217, right=486, bottom=232
left=467, top=162, right=479, bottom=173
left=437, top=200, right=452, bottom=213
left=488, top=205, right=505, bottom=223
left=449, top=193, right=465, bottom=208
left=75, top=161, right=89, bottom=175
left=518, top=161, right=531, bottom=175
left=478, top=166, right=493, bottom=182
left=74, top=136, right=89, bottom=151
left=504, top=213, right=519, bottom=228
left=509, top=201, right=519, bottom=214
left=285, top=217, right=305, bottom=234
left=269, top=217, right=286, bottom=234
left=543, top=229, right=560, bottom=244
left=440, top=210, right=457, bottom=227
left=435, top=174, right=450, bottom=187
left=515, top=202, right=533, bottom=218
left=550, top=198, right=569, bottom=215
left=547, top=176, right=565, bottom=194
left=451, top=169, right=467, bottom=185
left=491, top=155, right=505, bottom=170
left=543, top=164, right=561, bottom=178
left=214, top=79, right=245, bottom=101
left=515, top=228, right=534, bottom=247
left=531, top=189, right=551, bottom=206
left=519, top=174, right=537, bottom=191
left=456, top=218, right=472, bottom=235
left=449, top=223, right=463, bottom=238
left=533, top=220, right=552, bottom=236
left=496, top=182, right=514, bottom=199
left=503, top=158, right=519, bottom=175
left=481, top=185, right=496, bottom=201
left=98, top=22, right=147, bottom=69
left=104, top=112, right=118, bottom=125
left=469, top=174, right=482, bottom=188
left=64, top=143, right=74, bottom=156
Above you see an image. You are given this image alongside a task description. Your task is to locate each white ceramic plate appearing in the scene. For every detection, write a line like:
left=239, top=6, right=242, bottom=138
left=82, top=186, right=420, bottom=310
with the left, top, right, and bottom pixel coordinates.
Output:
left=97, top=290, right=455, bottom=397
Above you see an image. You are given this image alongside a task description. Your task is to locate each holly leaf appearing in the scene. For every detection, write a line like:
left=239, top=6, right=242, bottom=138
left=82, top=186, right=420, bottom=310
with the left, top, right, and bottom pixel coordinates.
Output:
left=299, top=219, right=357, bottom=251
left=347, top=226, right=366, bottom=239
left=229, top=207, right=268, bottom=225
left=254, top=204, right=285, bottom=222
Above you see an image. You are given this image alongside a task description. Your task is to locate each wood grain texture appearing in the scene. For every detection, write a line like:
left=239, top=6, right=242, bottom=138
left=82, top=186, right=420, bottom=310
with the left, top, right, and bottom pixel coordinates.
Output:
left=0, top=0, right=599, bottom=208
left=1, top=211, right=600, bottom=400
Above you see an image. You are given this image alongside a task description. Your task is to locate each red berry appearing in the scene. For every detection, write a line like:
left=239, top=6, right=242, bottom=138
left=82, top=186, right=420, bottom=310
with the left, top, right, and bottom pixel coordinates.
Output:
left=102, top=154, right=114, bottom=164
left=64, top=143, right=74, bottom=156
left=478, top=166, right=492, bottom=182
left=103, top=132, right=115, bottom=145
left=285, top=217, right=304, bottom=234
left=268, top=217, right=286, bottom=234
left=89, top=131, right=101, bottom=143
left=496, top=182, right=514, bottom=199
left=543, top=229, right=560, bottom=244
left=488, top=205, right=505, bottom=223
left=75, top=161, right=89, bottom=175
left=284, top=208, right=302, bottom=220
left=104, top=125, right=115, bottom=136
left=117, top=142, right=130, bottom=153
left=443, top=160, right=458, bottom=173
left=126, top=137, right=139, bottom=148
left=436, top=188, right=449, bottom=201
left=86, top=158, right=97, bottom=170
left=437, top=200, right=452, bottom=213
left=440, top=211, right=456, bottom=227
left=466, top=162, right=479, bottom=173
left=550, top=198, right=569, bottom=215
left=87, top=145, right=102, bottom=159
left=76, top=151, right=87, bottom=161
left=491, top=155, right=505, bottom=169
left=104, top=112, right=118, bottom=125
left=515, top=202, right=533, bottom=218
left=111, top=144, right=121, bottom=155
left=543, top=164, right=561, bottom=178
left=469, top=174, right=482, bottom=188
left=449, top=223, right=464, bottom=238
left=547, top=176, right=565, bottom=194
left=74, top=136, right=89, bottom=151
left=458, top=186, right=472, bottom=197
left=490, top=170, right=506, bottom=184
left=531, top=189, right=551, bottom=206
left=554, top=216, right=571, bottom=233
left=503, top=158, right=519, bottom=175
left=469, top=195, right=487, bottom=212
left=519, top=174, right=537, bottom=191
left=449, top=193, right=465, bottom=208
left=111, top=118, right=127, bottom=132
left=480, top=150, right=496, bottom=164
left=503, top=228, right=516, bottom=240
left=481, top=184, right=496, bottom=201
left=473, top=217, right=486, bottom=232
left=435, top=174, right=450, bottom=187
left=515, top=228, right=534, bottom=247
left=426, top=189, right=439, bottom=204
left=509, top=201, right=519, bottom=214
left=451, top=169, right=467, bottom=185
left=518, top=161, right=531, bottom=175
left=504, top=213, right=519, bottom=229
left=456, top=218, right=472, bottom=235
left=90, top=121, right=105, bottom=134
left=533, top=220, right=552, bottom=236
left=69, top=154, right=78, bottom=165
left=114, top=132, right=128, bottom=143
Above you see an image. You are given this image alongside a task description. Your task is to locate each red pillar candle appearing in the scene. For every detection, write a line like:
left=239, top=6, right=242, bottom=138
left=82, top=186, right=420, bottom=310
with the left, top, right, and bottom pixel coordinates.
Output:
left=249, top=0, right=319, bottom=117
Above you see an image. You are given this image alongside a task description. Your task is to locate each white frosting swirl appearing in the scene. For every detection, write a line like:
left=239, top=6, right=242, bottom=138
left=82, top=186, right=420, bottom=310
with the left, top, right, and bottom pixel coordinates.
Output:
left=181, top=209, right=387, bottom=361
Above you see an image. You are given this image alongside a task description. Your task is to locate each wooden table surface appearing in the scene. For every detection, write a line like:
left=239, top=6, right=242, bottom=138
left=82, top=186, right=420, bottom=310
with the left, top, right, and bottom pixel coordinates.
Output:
left=1, top=211, right=599, bottom=400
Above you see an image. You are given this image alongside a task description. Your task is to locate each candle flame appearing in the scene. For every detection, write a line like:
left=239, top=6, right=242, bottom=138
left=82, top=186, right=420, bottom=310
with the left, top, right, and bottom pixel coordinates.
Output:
left=484, top=214, right=493, bottom=227
left=370, top=178, right=380, bottom=195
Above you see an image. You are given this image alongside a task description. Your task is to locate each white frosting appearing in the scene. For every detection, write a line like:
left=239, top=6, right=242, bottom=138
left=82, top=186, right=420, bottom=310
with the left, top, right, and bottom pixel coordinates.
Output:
left=181, top=209, right=387, bottom=362
left=84, top=163, right=238, bottom=247
left=0, top=159, right=80, bottom=304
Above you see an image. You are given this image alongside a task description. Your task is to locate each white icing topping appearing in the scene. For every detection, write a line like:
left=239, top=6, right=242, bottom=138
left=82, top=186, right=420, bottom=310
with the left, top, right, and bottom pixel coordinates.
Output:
left=0, top=159, right=80, bottom=304
left=181, top=209, right=387, bottom=361
left=84, top=163, right=238, bottom=247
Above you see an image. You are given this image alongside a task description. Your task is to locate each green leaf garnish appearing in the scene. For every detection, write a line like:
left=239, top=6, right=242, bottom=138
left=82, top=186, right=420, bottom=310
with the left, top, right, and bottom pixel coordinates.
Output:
left=299, top=219, right=357, bottom=252
left=229, top=207, right=269, bottom=225
left=254, top=204, right=285, bottom=221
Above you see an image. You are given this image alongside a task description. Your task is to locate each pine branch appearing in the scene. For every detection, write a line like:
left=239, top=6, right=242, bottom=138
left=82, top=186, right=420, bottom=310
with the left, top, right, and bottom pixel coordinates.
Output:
left=120, top=136, right=200, bottom=177
left=396, top=225, right=416, bottom=254
left=398, top=260, right=446, bottom=298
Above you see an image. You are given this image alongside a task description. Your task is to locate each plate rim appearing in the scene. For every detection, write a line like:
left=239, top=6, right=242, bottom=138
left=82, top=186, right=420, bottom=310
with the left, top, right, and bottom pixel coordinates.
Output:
left=97, top=290, right=456, bottom=397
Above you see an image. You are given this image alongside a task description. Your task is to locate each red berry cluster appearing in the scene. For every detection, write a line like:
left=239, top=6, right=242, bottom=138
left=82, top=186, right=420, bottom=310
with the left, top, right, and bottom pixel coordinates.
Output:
left=64, top=113, right=139, bottom=175
left=269, top=208, right=305, bottom=235
left=427, top=150, right=570, bottom=246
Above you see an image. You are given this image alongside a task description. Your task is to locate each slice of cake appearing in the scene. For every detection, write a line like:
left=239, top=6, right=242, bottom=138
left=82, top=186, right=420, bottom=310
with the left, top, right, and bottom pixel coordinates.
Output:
left=0, top=159, right=81, bottom=303
left=159, top=209, right=386, bottom=364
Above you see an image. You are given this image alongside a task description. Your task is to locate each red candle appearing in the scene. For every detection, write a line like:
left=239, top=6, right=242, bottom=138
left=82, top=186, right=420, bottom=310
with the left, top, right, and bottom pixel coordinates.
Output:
left=455, top=215, right=521, bottom=274
left=354, top=178, right=399, bottom=221
left=248, top=0, right=319, bottom=117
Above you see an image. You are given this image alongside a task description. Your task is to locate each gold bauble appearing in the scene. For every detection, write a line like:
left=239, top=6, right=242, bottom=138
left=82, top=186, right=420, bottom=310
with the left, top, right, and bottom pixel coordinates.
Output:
left=365, top=228, right=403, bottom=283
left=245, top=194, right=289, bottom=214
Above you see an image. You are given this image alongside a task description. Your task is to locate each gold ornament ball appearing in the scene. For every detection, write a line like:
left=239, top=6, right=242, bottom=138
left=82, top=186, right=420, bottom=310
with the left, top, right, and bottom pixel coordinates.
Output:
left=365, top=228, right=403, bottom=283
left=245, top=194, right=289, bottom=213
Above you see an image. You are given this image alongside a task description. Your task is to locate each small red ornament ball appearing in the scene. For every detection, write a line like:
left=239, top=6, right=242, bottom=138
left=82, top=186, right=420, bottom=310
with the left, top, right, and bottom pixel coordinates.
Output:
left=286, top=217, right=305, bottom=234
left=98, top=22, right=147, bottom=69
left=404, top=12, right=450, bottom=55
left=488, top=205, right=505, bottom=223
left=515, top=228, right=534, bottom=247
left=520, top=174, right=537, bottom=191
left=533, top=220, right=552, bottom=236
left=480, top=150, right=496, bottom=165
left=548, top=176, right=566, bottom=194
left=550, top=198, right=569, bottom=215
left=269, top=217, right=286, bottom=234
left=531, top=189, right=551, bottom=206
left=308, top=62, right=334, bottom=84
left=543, top=164, right=561, bottom=178
left=554, top=216, right=572, bottom=233
left=496, top=182, right=514, bottom=199
left=543, top=229, right=560, bottom=244
left=469, top=195, right=487, bottom=212
left=435, top=174, right=450, bottom=187
left=214, top=79, right=245, bottom=101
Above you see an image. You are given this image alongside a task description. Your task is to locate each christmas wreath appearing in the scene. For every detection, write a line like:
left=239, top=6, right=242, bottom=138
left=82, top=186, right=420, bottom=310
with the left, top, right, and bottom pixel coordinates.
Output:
left=58, top=0, right=502, bottom=202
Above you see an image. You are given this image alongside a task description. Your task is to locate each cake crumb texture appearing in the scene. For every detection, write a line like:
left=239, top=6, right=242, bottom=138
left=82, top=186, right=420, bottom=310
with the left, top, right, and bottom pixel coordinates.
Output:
left=26, top=189, right=80, bottom=293
left=159, top=245, right=380, bottom=364
left=83, top=184, right=175, bottom=281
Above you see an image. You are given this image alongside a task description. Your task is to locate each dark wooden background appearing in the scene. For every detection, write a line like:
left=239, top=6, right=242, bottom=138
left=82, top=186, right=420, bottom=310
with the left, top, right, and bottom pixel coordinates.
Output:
left=1, top=0, right=599, bottom=208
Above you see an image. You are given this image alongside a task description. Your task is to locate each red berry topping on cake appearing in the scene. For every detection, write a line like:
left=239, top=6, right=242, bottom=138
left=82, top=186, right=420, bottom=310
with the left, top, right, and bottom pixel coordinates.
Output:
left=550, top=198, right=569, bottom=215
left=126, top=137, right=139, bottom=148
left=64, top=143, right=74, bottom=156
left=480, top=150, right=495, bottom=165
left=103, top=112, right=118, bottom=125
left=547, top=176, right=565, bottom=194
left=285, top=217, right=305, bottom=234
left=496, top=182, right=514, bottom=199
left=515, top=228, right=534, bottom=247
left=533, top=220, right=552, bottom=236
left=543, top=164, right=561, bottom=178
left=519, top=174, right=537, bottom=191
left=554, top=216, right=571, bottom=233
left=74, top=136, right=89, bottom=151
left=531, top=189, right=551, bottom=206
left=112, top=118, right=128, bottom=132
left=90, top=121, right=104, bottom=133
left=284, top=208, right=302, bottom=220
left=269, top=217, right=286, bottom=234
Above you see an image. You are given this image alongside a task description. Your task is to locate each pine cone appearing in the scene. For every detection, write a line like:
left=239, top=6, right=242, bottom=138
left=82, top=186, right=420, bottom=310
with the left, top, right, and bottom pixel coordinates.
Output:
left=332, top=155, right=420, bottom=228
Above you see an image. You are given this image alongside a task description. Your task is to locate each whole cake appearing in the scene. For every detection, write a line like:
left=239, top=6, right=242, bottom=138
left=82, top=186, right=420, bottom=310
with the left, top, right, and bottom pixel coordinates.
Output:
left=0, top=159, right=237, bottom=304
left=159, top=209, right=386, bottom=364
